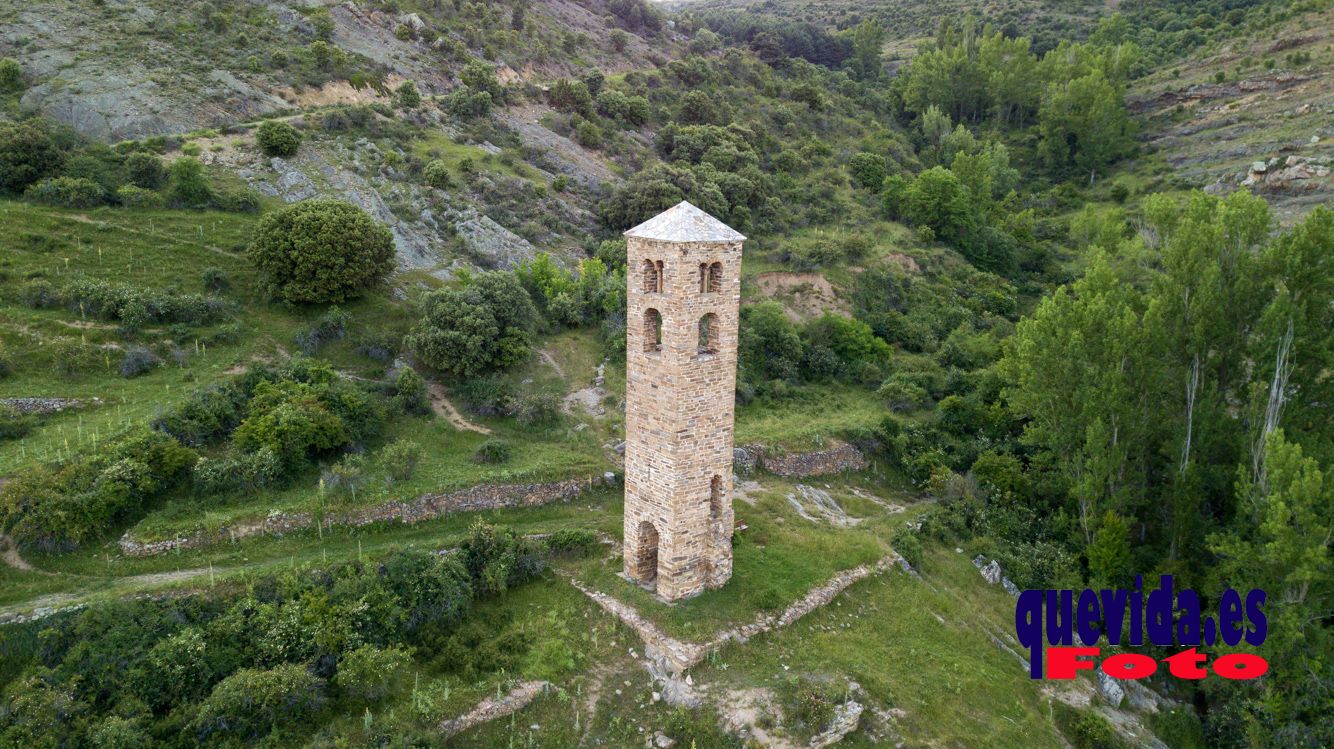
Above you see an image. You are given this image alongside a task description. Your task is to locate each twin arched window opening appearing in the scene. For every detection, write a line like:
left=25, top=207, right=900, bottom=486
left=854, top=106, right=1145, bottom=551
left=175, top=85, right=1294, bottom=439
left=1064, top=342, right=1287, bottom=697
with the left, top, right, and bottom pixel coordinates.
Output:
left=699, top=262, right=723, bottom=293
left=642, top=260, right=723, bottom=294
left=642, top=259, right=664, bottom=293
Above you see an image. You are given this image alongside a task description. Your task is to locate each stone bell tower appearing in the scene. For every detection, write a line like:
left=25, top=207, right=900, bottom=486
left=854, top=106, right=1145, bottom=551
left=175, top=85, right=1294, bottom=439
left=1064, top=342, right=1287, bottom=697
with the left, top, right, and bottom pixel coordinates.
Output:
left=621, top=201, right=744, bottom=600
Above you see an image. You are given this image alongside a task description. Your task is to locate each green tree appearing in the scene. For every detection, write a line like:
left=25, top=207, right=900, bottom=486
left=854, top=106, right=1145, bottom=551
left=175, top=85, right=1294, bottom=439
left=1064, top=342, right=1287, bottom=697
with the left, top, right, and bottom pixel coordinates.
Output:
left=407, top=272, right=538, bottom=376
left=847, top=152, right=887, bottom=190
left=1038, top=70, right=1134, bottom=181
left=248, top=200, right=395, bottom=303
left=255, top=120, right=302, bottom=157
left=166, top=157, right=213, bottom=207
left=123, top=152, right=165, bottom=189
left=848, top=19, right=886, bottom=80
left=1087, top=512, right=1133, bottom=587
left=0, top=121, right=65, bottom=194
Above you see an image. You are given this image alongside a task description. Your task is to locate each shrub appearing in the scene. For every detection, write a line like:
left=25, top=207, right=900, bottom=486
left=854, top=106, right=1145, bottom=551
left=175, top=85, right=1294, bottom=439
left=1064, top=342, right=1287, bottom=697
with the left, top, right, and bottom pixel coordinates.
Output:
left=543, top=528, right=600, bottom=556
left=508, top=391, right=560, bottom=426
left=0, top=429, right=196, bottom=550
left=551, top=174, right=570, bottom=192
left=379, top=439, right=422, bottom=482
left=390, top=367, right=430, bottom=415
left=201, top=268, right=229, bottom=292
left=255, top=120, right=302, bottom=157
left=115, top=184, right=164, bottom=208
left=192, top=664, right=327, bottom=743
left=0, top=405, right=34, bottom=441
left=878, top=373, right=930, bottom=412
left=119, top=346, right=161, bottom=378
left=166, top=157, right=212, bottom=207
left=422, top=159, right=453, bottom=189
left=248, top=199, right=395, bottom=303
left=124, top=152, right=166, bottom=188
left=848, top=151, right=888, bottom=190
left=323, top=453, right=368, bottom=499
left=396, top=80, right=422, bottom=109
left=213, top=186, right=261, bottom=213
left=193, top=447, right=284, bottom=494
left=25, top=177, right=105, bottom=208
left=1052, top=702, right=1127, bottom=749
left=408, top=272, right=538, bottom=376
left=294, top=306, right=350, bottom=354
left=0, top=121, right=64, bottom=193
left=0, top=58, right=21, bottom=90
left=334, top=645, right=411, bottom=705
left=472, top=438, right=512, bottom=464
left=459, top=520, right=544, bottom=595
left=893, top=529, right=923, bottom=568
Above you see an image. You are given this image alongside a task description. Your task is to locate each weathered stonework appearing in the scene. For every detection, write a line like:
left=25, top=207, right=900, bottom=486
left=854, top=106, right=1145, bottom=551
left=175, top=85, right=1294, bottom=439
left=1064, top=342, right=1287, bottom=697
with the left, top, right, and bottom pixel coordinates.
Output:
left=754, top=441, right=868, bottom=477
left=622, top=202, right=744, bottom=600
left=118, top=474, right=613, bottom=557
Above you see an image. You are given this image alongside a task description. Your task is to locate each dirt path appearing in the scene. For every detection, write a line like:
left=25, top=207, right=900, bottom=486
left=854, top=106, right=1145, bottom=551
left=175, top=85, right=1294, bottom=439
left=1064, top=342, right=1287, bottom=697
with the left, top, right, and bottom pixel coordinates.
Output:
left=0, top=534, right=37, bottom=572
left=537, top=349, right=566, bottom=378
left=427, top=381, right=492, bottom=434
left=439, top=681, right=550, bottom=738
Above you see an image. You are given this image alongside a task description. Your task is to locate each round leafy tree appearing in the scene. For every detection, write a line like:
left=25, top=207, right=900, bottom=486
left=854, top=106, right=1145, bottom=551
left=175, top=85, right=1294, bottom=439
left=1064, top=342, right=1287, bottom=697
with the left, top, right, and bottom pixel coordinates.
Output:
left=0, top=121, right=64, bottom=194
left=248, top=199, right=395, bottom=303
left=407, top=272, right=537, bottom=377
left=255, top=120, right=302, bottom=157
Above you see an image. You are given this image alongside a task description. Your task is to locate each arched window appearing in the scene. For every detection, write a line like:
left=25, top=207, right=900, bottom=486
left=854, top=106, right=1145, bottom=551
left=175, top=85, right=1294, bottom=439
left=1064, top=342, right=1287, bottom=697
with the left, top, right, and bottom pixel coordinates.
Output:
left=709, top=475, right=724, bottom=519
left=642, top=259, right=663, bottom=293
left=708, top=262, right=722, bottom=292
left=644, top=308, right=663, bottom=353
left=697, top=313, right=718, bottom=355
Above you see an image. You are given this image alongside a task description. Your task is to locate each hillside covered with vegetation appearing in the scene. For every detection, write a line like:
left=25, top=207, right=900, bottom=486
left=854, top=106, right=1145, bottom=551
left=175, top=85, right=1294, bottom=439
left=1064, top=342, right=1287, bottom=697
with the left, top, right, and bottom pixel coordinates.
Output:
left=0, top=0, right=1329, bottom=747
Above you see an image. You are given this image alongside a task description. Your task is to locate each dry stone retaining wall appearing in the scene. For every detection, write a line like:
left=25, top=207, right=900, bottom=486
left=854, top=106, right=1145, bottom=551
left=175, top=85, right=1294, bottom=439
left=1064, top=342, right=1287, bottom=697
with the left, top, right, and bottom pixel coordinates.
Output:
left=742, top=441, right=868, bottom=477
left=118, top=474, right=613, bottom=557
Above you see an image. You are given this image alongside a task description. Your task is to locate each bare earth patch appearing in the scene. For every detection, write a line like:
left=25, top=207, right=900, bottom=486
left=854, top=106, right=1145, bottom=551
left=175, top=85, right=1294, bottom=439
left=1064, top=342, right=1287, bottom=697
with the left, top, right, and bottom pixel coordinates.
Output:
left=427, top=381, right=492, bottom=434
left=752, top=271, right=847, bottom=321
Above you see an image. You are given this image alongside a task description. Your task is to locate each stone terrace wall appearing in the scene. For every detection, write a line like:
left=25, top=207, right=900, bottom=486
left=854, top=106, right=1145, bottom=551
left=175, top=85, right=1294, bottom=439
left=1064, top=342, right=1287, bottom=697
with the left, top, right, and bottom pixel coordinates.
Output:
left=119, top=474, right=614, bottom=557
left=746, top=441, right=868, bottom=478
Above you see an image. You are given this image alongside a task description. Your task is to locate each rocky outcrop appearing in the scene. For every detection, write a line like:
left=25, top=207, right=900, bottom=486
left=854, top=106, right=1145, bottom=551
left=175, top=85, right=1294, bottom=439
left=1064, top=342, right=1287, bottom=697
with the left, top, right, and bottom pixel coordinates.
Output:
left=811, top=700, right=865, bottom=748
left=118, top=474, right=614, bottom=557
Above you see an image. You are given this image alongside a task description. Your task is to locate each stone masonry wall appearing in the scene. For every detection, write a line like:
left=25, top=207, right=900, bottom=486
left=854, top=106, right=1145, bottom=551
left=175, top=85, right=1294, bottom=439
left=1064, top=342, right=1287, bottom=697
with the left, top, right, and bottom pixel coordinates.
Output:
left=118, top=474, right=613, bottom=557
left=752, top=441, right=868, bottom=478
left=623, top=234, right=741, bottom=600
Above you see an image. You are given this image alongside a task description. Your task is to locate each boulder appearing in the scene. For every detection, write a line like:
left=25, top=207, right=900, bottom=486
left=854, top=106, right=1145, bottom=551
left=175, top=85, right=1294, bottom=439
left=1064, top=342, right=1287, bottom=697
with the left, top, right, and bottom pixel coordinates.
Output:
left=980, top=560, right=1002, bottom=585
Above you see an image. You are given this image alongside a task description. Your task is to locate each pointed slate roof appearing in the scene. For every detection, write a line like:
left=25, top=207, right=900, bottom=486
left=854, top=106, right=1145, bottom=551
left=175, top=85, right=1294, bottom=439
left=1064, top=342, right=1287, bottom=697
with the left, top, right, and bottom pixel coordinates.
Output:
left=623, top=201, right=746, bottom=243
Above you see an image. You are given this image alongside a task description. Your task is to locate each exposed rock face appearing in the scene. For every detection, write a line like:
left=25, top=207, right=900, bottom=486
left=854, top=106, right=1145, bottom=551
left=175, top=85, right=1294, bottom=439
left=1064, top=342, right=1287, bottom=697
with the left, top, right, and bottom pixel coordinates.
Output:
left=1097, top=670, right=1126, bottom=708
left=452, top=207, right=538, bottom=269
left=811, top=700, right=865, bottom=748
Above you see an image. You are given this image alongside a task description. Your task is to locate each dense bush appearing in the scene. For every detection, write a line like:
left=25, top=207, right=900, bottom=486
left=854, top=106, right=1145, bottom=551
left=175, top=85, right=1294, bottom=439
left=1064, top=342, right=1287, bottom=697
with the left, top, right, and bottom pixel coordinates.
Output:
left=25, top=176, right=104, bottom=208
left=115, top=184, right=164, bottom=207
left=0, top=121, right=65, bottom=194
left=294, top=306, right=349, bottom=354
left=248, top=199, right=395, bottom=303
left=0, top=429, right=195, bottom=550
left=166, top=157, right=213, bottom=207
left=473, top=438, right=512, bottom=464
left=192, top=664, right=327, bottom=742
left=408, top=271, right=538, bottom=377
left=422, top=159, right=453, bottom=189
left=123, top=152, right=166, bottom=188
left=23, top=278, right=231, bottom=329
left=118, top=346, right=161, bottom=378
left=255, top=120, right=302, bottom=157
left=389, top=367, right=430, bottom=415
